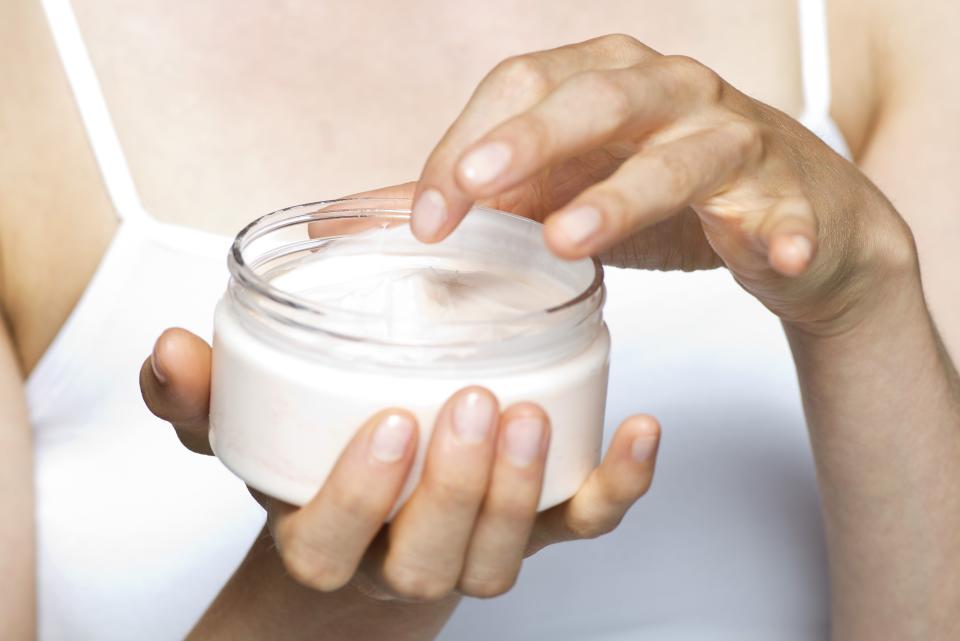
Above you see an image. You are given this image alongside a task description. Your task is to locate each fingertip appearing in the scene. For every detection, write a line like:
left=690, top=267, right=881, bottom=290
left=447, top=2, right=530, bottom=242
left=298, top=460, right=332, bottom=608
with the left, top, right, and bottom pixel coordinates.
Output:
left=443, top=385, right=500, bottom=445
left=616, top=414, right=661, bottom=464
left=409, top=183, right=481, bottom=245
left=626, top=413, right=661, bottom=438
left=141, top=330, right=214, bottom=454
left=542, top=206, right=605, bottom=260
left=367, top=409, right=419, bottom=465
left=500, top=401, right=549, bottom=425
left=768, top=234, right=814, bottom=277
left=452, top=385, right=500, bottom=411
left=367, top=407, right=420, bottom=436
left=150, top=343, right=168, bottom=386
left=499, top=402, right=550, bottom=469
left=146, top=328, right=212, bottom=421
left=410, top=188, right=450, bottom=242
left=153, top=328, right=211, bottom=378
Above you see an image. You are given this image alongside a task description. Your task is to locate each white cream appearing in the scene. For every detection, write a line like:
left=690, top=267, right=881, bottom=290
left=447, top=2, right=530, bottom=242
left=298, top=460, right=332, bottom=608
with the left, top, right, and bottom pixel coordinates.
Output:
left=210, top=202, right=610, bottom=513
left=271, top=252, right=573, bottom=342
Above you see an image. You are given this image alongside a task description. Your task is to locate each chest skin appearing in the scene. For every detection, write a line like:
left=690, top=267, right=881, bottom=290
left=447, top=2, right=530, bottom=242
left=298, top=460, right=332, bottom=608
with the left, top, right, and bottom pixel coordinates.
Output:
left=0, top=0, right=875, bottom=374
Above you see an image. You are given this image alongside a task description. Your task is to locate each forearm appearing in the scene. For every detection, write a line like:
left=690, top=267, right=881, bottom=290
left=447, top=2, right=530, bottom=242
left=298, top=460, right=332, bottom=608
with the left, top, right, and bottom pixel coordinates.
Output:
left=785, top=254, right=960, bottom=640
left=187, top=528, right=459, bottom=641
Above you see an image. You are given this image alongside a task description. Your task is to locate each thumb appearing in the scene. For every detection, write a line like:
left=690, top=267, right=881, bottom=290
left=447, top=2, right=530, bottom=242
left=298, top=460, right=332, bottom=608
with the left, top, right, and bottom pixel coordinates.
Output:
left=762, top=196, right=818, bottom=277
left=139, top=327, right=214, bottom=455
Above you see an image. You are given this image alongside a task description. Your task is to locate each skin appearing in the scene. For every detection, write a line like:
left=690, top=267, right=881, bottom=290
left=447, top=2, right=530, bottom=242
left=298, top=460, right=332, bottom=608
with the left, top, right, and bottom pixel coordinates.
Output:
left=139, top=329, right=661, bottom=637
left=2, top=0, right=959, bottom=639
left=405, top=35, right=960, bottom=639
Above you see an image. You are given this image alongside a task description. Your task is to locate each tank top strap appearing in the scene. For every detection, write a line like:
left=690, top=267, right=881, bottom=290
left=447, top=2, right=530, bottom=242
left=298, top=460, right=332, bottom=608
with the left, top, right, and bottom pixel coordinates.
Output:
left=797, top=0, right=833, bottom=121
left=40, top=0, right=151, bottom=224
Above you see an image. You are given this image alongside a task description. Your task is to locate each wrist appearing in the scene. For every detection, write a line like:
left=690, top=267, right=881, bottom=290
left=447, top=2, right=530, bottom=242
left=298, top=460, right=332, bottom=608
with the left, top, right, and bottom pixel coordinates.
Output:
left=188, top=528, right=458, bottom=641
left=785, top=188, right=921, bottom=339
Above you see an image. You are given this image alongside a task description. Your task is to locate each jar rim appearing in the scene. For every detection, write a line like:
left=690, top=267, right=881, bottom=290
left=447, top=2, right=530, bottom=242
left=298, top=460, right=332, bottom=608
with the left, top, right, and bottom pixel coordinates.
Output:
left=227, top=197, right=604, bottom=341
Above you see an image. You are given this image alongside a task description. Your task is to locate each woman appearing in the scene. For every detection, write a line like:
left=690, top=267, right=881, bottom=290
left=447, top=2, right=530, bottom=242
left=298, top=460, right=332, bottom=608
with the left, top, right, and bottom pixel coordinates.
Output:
left=2, top=0, right=957, bottom=639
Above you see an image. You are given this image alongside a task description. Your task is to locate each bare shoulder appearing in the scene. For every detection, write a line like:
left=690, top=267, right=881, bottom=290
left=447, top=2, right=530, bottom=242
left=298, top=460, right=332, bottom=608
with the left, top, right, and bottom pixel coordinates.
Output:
left=849, top=0, right=960, bottom=358
left=0, top=0, right=116, bottom=373
left=0, top=0, right=113, bottom=233
left=865, top=0, right=960, bottom=105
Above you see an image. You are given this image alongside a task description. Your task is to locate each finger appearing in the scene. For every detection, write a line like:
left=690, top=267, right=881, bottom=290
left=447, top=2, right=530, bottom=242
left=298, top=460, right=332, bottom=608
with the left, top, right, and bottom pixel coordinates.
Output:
left=454, top=59, right=705, bottom=199
left=306, top=182, right=418, bottom=239
left=377, top=387, right=500, bottom=601
left=411, top=35, right=656, bottom=243
left=543, top=121, right=762, bottom=259
left=139, top=328, right=214, bottom=455
left=760, top=197, right=818, bottom=276
left=527, top=414, right=661, bottom=555
left=458, top=403, right=550, bottom=598
left=269, top=409, right=418, bottom=592
left=340, top=181, right=418, bottom=200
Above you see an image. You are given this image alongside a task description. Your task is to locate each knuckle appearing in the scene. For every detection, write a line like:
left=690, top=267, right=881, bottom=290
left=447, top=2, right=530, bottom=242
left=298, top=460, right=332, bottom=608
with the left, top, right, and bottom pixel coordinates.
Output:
left=281, top=537, right=352, bottom=592
left=610, top=476, right=652, bottom=505
left=599, top=33, right=643, bottom=53
left=384, top=562, right=454, bottom=602
left=459, top=571, right=518, bottom=599
left=566, top=512, right=619, bottom=540
left=512, top=112, right=554, bottom=156
left=485, top=494, right=537, bottom=524
left=570, top=71, right=632, bottom=126
left=663, top=54, right=723, bottom=101
left=592, top=188, right=632, bottom=236
left=651, top=151, right=695, bottom=197
left=490, top=55, right=551, bottom=97
left=593, top=33, right=649, bottom=64
left=427, top=472, right=485, bottom=507
left=724, top=119, right=765, bottom=164
left=327, top=484, right=385, bottom=523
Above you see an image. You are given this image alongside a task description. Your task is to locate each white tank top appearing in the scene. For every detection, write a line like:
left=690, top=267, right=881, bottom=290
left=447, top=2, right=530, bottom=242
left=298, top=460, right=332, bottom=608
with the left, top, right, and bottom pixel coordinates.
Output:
left=30, top=1, right=850, bottom=639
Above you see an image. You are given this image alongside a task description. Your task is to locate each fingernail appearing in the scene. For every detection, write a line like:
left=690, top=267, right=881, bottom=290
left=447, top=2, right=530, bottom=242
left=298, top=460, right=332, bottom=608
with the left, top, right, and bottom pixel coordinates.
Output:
left=791, top=235, right=813, bottom=264
left=150, top=345, right=167, bottom=385
left=505, top=416, right=544, bottom=468
left=458, top=142, right=512, bottom=186
left=411, top=189, right=447, bottom=239
left=631, top=436, right=657, bottom=462
left=452, top=391, right=495, bottom=444
left=370, top=414, right=415, bottom=463
left=554, top=206, right=603, bottom=246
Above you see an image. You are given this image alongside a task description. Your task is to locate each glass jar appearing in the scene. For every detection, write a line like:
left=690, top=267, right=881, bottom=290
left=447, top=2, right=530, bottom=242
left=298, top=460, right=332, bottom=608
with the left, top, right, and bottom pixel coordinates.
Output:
left=209, top=197, right=610, bottom=511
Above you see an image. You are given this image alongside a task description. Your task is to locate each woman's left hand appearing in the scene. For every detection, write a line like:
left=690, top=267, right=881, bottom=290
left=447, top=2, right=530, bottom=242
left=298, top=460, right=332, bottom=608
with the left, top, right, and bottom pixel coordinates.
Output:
left=408, top=34, right=913, bottom=334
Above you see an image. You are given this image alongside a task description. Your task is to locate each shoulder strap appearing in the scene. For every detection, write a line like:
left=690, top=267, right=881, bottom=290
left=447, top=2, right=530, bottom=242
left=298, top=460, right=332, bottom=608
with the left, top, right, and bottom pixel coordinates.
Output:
left=40, top=0, right=151, bottom=223
left=797, top=0, right=833, bottom=120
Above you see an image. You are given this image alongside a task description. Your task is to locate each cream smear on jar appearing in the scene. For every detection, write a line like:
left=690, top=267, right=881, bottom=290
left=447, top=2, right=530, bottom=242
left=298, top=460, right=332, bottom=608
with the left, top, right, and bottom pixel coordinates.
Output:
left=210, top=199, right=610, bottom=512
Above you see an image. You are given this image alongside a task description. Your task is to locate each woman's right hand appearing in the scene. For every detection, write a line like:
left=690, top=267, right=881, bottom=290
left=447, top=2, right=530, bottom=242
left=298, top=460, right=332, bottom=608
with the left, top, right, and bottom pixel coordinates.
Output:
left=139, top=327, right=661, bottom=602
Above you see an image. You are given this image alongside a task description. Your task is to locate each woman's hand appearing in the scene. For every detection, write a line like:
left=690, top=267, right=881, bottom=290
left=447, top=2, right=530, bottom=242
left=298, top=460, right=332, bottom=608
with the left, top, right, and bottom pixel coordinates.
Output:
left=139, top=328, right=661, bottom=602
left=409, top=34, right=914, bottom=333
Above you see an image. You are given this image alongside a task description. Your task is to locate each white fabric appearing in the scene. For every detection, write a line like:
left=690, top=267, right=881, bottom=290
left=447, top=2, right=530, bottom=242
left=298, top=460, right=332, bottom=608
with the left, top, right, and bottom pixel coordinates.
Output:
left=798, top=0, right=851, bottom=159
left=29, top=0, right=849, bottom=639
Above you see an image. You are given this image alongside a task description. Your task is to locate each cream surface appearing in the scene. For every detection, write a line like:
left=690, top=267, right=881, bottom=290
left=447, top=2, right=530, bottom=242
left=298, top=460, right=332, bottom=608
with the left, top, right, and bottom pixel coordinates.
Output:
left=281, top=256, right=567, bottom=320
left=269, top=248, right=575, bottom=342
